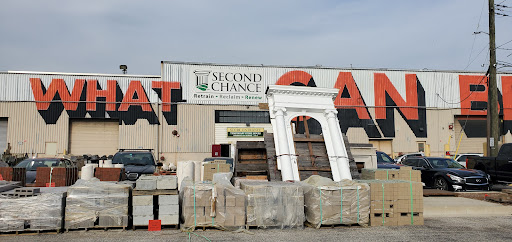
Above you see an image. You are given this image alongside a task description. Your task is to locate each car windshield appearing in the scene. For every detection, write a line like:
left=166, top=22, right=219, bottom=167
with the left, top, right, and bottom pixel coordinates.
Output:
left=113, top=153, right=154, bottom=166
left=15, top=159, right=64, bottom=171
left=427, top=158, right=464, bottom=169
left=377, top=152, right=394, bottom=163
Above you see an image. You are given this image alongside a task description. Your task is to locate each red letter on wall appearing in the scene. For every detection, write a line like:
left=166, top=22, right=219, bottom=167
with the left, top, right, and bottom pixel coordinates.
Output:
left=374, top=73, right=419, bottom=120
left=458, top=75, right=488, bottom=115
left=333, top=72, right=370, bottom=119
left=276, top=70, right=313, bottom=86
left=118, top=81, right=152, bottom=112
left=86, top=80, right=117, bottom=111
left=502, top=76, right=512, bottom=121
left=30, top=78, right=85, bottom=111
left=151, top=81, right=181, bottom=112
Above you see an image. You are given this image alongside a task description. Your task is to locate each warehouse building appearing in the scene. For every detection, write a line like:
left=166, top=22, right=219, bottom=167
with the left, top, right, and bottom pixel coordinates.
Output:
left=1, top=62, right=511, bottom=165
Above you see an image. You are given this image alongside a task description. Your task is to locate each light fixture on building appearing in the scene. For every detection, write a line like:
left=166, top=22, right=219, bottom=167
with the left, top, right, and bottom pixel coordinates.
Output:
left=120, top=65, right=127, bottom=74
left=172, top=129, right=180, bottom=137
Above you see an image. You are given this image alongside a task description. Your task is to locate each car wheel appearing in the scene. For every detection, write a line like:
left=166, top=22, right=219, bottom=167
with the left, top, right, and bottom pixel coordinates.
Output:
left=435, top=177, right=450, bottom=191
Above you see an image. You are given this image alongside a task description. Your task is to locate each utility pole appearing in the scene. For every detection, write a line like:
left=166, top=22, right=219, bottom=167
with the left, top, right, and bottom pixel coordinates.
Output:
left=488, top=0, right=500, bottom=156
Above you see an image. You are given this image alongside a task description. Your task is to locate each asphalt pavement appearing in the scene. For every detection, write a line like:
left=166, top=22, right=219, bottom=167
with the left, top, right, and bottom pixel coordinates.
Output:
left=2, top=216, right=511, bottom=242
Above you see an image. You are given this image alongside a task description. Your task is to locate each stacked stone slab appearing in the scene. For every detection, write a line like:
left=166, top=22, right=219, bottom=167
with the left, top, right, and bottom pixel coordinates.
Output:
left=359, top=179, right=423, bottom=226
left=65, top=179, right=130, bottom=229
left=239, top=180, right=304, bottom=229
left=361, top=167, right=421, bottom=182
left=157, top=175, right=178, bottom=190
left=133, top=195, right=154, bottom=226
left=159, top=195, right=179, bottom=225
left=180, top=181, right=246, bottom=229
left=0, top=193, right=64, bottom=232
left=136, top=176, right=157, bottom=190
left=301, top=176, right=370, bottom=228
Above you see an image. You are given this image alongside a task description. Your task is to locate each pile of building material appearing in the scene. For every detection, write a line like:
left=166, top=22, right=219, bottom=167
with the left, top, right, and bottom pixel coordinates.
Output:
left=35, top=167, right=78, bottom=187
left=159, top=195, right=179, bottom=226
left=180, top=178, right=246, bottom=230
left=301, top=175, right=370, bottom=228
left=132, top=175, right=179, bottom=227
left=359, top=179, right=423, bottom=226
left=0, top=167, right=26, bottom=186
left=239, top=180, right=304, bottom=229
left=0, top=193, right=64, bottom=232
left=94, top=167, right=124, bottom=181
left=65, top=178, right=131, bottom=230
left=361, top=167, right=421, bottom=182
left=202, top=160, right=230, bottom=181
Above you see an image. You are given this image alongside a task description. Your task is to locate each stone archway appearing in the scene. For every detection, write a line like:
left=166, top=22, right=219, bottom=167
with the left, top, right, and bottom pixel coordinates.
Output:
left=267, top=85, right=351, bottom=181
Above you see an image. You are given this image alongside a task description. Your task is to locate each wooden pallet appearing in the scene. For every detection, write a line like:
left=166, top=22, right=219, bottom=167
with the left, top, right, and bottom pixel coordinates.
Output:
left=65, top=226, right=126, bottom=232
left=304, top=221, right=365, bottom=229
left=0, top=229, right=61, bottom=236
left=132, top=224, right=179, bottom=230
left=133, top=189, right=178, bottom=196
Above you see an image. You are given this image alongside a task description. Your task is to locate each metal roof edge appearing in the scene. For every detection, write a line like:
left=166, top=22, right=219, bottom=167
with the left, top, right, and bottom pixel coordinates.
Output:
left=4, top=70, right=161, bottom=78
left=161, top=61, right=512, bottom=74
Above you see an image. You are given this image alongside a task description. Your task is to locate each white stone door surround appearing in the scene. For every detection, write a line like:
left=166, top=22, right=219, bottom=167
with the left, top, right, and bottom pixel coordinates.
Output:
left=267, top=85, right=352, bottom=181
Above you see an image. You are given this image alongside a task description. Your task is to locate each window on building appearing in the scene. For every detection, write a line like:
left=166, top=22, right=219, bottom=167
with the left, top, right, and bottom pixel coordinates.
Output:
left=215, top=110, right=270, bottom=123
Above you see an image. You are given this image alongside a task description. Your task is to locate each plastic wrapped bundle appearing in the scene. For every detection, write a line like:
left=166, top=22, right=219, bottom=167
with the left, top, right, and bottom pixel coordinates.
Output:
left=65, top=178, right=131, bottom=229
left=301, top=175, right=370, bottom=228
left=180, top=173, right=246, bottom=231
left=239, top=180, right=304, bottom=229
left=0, top=193, right=64, bottom=232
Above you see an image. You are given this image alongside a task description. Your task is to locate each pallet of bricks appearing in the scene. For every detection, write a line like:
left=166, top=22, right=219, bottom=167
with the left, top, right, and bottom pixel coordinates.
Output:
left=300, top=175, right=370, bottom=228
left=239, top=180, right=304, bottom=229
left=35, top=167, right=78, bottom=187
left=65, top=178, right=130, bottom=230
left=180, top=176, right=246, bottom=230
left=0, top=167, right=26, bottom=186
left=0, top=192, right=64, bottom=233
left=133, top=175, right=179, bottom=228
left=360, top=167, right=423, bottom=226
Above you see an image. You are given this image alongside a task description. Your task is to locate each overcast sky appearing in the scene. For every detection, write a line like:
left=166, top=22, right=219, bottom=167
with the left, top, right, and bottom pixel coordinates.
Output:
left=1, top=0, right=511, bottom=75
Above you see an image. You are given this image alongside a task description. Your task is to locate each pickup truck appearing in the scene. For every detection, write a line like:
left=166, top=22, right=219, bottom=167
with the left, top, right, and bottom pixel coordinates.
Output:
left=466, top=143, right=512, bottom=183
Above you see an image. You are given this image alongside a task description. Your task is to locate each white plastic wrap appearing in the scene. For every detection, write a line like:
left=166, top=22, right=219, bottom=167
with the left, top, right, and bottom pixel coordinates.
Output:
left=239, top=180, right=304, bottom=229
left=65, top=178, right=131, bottom=229
left=180, top=174, right=246, bottom=231
left=0, top=193, right=64, bottom=232
left=301, top=175, right=370, bottom=228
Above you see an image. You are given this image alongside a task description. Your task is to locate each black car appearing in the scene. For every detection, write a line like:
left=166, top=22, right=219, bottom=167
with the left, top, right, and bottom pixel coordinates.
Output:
left=402, top=157, right=491, bottom=191
left=14, top=158, right=75, bottom=184
left=376, top=151, right=403, bottom=169
left=112, top=149, right=162, bottom=181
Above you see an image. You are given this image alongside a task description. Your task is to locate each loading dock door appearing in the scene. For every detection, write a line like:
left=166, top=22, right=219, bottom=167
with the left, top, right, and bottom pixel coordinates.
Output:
left=70, top=120, right=119, bottom=156
left=0, top=119, right=7, bottom=153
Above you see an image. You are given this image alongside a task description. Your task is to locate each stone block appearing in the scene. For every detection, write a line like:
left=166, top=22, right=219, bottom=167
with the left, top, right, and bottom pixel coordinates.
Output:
left=159, top=195, right=179, bottom=205
left=99, top=215, right=129, bottom=227
left=133, top=195, right=154, bottom=206
left=160, top=214, right=179, bottom=225
left=133, top=205, right=154, bottom=216
left=135, top=179, right=157, bottom=190
left=156, top=175, right=177, bottom=190
left=133, top=215, right=153, bottom=226
left=159, top=204, right=179, bottom=215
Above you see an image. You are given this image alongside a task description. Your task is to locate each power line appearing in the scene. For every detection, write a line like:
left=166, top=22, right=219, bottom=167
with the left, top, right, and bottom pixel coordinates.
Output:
left=436, top=68, right=490, bottom=105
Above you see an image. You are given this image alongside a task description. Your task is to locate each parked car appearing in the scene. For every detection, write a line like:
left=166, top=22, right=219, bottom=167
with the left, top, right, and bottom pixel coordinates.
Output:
left=402, top=156, right=490, bottom=191
left=466, top=143, right=512, bottom=183
left=112, top=149, right=162, bottom=181
left=454, top=153, right=483, bottom=167
left=395, top=152, right=424, bottom=164
left=14, top=157, right=75, bottom=184
left=376, top=151, right=403, bottom=169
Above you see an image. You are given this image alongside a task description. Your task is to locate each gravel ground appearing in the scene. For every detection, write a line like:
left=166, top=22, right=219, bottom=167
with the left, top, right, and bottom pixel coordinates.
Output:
left=2, top=216, right=512, bottom=242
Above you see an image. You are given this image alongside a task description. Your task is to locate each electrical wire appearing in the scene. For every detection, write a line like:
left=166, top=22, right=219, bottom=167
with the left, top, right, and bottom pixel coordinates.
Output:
left=436, top=68, right=490, bottom=105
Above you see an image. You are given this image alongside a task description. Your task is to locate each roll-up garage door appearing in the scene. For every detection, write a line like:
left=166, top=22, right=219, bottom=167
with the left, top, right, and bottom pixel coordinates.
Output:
left=454, top=117, right=486, bottom=154
left=0, top=119, right=7, bottom=153
left=70, top=120, right=119, bottom=156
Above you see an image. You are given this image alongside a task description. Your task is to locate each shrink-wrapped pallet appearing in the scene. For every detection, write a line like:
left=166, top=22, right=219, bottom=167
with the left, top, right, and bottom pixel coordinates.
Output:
left=65, top=178, right=131, bottom=229
left=301, top=175, right=370, bottom=228
left=180, top=174, right=246, bottom=231
left=0, top=193, right=64, bottom=232
left=239, top=180, right=304, bottom=229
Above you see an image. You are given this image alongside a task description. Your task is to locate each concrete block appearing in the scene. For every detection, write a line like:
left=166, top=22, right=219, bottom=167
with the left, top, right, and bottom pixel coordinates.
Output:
left=157, top=175, right=177, bottom=190
left=133, top=215, right=153, bottom=226
left=160, top=214, right=179, bottom=225
left=159, top=204, right=179, bottom=215
left=65, top=218, right=95, bottom=229
left=133, top=205, right=154, bottom=216
left=136, top=179, right=157, bottom=190
left=159, top=195, right=179, bottom=205
left=133, top=195, right=154, bottom=206
left=99, top=215, right=129, bottom=227
left=30, top=218, right=62, bottom=230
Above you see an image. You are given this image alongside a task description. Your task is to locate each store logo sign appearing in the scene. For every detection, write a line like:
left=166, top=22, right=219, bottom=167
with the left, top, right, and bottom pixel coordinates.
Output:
left=194, top=70, right=210, bottom=91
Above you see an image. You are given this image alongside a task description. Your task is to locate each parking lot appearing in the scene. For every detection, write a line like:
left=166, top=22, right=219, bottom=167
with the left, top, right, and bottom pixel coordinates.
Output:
left=1, top=216, right=510, bottom=242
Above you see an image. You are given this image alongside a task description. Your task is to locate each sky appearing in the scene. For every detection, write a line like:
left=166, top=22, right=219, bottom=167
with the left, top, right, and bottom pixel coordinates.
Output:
left=1, top=0, right=512, bottom=75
